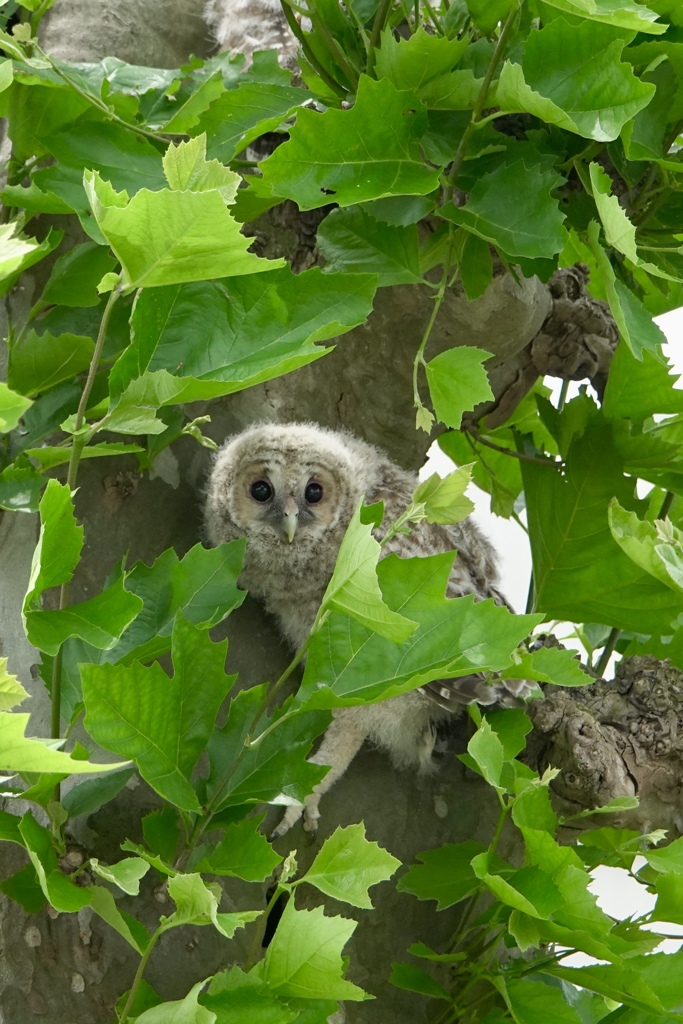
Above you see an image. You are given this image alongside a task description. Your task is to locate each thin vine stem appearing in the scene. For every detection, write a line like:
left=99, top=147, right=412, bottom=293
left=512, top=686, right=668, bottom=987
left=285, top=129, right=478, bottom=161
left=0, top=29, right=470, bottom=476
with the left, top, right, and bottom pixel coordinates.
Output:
left=119, top=928, right=163, bottom=1023
left=367, top=0, right=393, bottom=72
left=466, top=427, right=561, bottom=468
left=280, top=0, right=348, bottom=97
left=36, top=46, right=172, bottom=144
left=245, top=883, right=287, bottom=970
left=594, top=626, right=620, bottom=679
left=50, top=286, right=121, bottom=743
left=445, top=2, right=519, bottom=199
left=412, top=240, right=455, bottom=426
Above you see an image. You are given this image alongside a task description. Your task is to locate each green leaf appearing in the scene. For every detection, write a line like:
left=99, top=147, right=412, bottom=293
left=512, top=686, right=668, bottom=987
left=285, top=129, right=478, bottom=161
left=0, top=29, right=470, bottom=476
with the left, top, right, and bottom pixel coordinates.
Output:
left=501, top=647, right=591, bottom=688
left=25, top=574, right=143, bottom=656
left=0, top=863, right=46, bottom=913
left=0, top=381, right=32, bottom=432
left=0, top=658, right=29, bottom=711
left=604, top=342, right=682, bottom=418
left=523, top=416, right=683, bottom=632
left=425, top=347, right=494, bottom=430
left=540, top=0, right=666, bottom=34
left=90, top=856, right=149, bottom=895
left=8, top=330, right=95, bottom=396
left=195, top=816, right=282, bottom=883
left=472, top=856, right=564, bottom=919
left=0, top=221, right=61, bottom=293
left=321, top=507, right=417, bottom=643
left=467, top=719, right=505, bottom=788
left=0, top=713, right=128, bottom=774
left=89, top=884, right=149, bottom=954
left=443, top=157, right=568, bottom=260
left=300, top=823, right=400, bottom=909
left=412, top=466, right=475, bottom=525
left=83, top=168, right=283, bottom=290
left=109, top=268, right=376, bottom=403
left=40, top=242, right=116, bottom=307
left=260, top=901, right=368, bottom=1001
left=609, top=500, right=683, bottom=595
left=0, top=462, right=45, bottom=513
left=497, top=19, right=655, bottom=142
left=142, top=807, right=179, bottom=863
left=260, top=76, right=441, bottom=210
left=203, top=966, right=299, bottom=1024
left=24, top=479, right=82, bottom=609
left=375, top=26, right=468, bottom=92
left=645, top=836, right=683, bottom=875
left=162, top=134, right=240, bottom=202
left=196, top=78, right=307, bottom=163
left=389, top=962, right=451, bottom=1002
left=24, top=442, right=144, bottom=470
left=506, top=977, right=582, bottom=1024
left=589, top=163, right=639, bottom=263
left=300, top=553, right=540, bottom=708
left=317, top=207, right=422, bottom=285
left=163, top=873, right=259, bottom=940
left=18, top=813, right=91, bottom=912
left=82, top=617, right=234, bottom=812
left=206, top=686, right=329, bottom=811
left=136, top=981, right=217, bottom=1024
left=397, top=840, right=485, bottom=909
left=61, top=767, right=135, bottom=819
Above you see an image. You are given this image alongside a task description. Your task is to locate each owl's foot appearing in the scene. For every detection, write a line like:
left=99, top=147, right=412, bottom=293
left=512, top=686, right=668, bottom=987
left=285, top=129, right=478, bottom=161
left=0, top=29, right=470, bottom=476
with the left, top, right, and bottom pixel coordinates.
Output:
left=269, top=794, right=321, bottom=840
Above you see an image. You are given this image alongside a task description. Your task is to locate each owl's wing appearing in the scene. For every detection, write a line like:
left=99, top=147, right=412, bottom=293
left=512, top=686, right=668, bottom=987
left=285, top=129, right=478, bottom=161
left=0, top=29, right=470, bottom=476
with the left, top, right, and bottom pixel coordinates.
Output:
left=419, top=674, right=535, bottom=713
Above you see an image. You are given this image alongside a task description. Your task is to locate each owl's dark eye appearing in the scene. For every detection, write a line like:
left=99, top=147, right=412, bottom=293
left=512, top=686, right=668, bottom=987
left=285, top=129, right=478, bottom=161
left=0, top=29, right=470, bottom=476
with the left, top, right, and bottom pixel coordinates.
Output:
left=250, top=480, right=273, bottom=503
left=305, top=481, right=324, bottom=504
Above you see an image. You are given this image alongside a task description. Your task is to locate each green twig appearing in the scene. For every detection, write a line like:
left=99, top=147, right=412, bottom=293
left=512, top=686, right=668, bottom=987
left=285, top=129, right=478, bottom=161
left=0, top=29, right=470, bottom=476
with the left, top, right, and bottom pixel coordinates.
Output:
left=308, top=7, right=360, bottom=90
left=50, top=286, right=121, bottom=746
left=445, top=3, right=519, bottom=199
left=280, top=0, right=347, bottom=97
left=119, top=928, right=163, bottom=1023
left=557, top=379, right=569, bottom=412
left=594, top=627, right=620, bottom=679
left=467, top=428, right=560, bottom=468
left=29, top=0, right=54, bottom=34
left=412, top=241, right=456, bottom=428
left=245, top=883, right=286, bottom=969
left=658, top=490, right=675, bottom=520
left=367, top=0, right=393, bottom=74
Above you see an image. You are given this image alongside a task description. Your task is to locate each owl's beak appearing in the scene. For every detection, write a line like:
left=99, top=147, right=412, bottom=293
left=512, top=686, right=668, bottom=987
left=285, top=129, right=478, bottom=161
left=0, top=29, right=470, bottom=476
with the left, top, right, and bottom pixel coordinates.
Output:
left=282, top=495, right=299, bottom=543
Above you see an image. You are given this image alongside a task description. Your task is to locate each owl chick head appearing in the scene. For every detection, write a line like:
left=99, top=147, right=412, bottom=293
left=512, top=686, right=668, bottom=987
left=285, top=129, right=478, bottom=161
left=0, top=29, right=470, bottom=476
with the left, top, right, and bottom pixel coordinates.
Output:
left=205, top=422, right=363, bottom=556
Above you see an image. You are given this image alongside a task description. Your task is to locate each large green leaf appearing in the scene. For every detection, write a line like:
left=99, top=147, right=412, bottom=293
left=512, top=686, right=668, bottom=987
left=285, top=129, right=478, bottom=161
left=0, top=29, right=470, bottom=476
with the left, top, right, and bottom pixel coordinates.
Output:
left=260, top=76, right=441, bottom=210
left=523, top=416, right=683, bottom=632
left=0, top=381, right=32, bottom=433
left=40, top=241, right=117, bottom=307
left=506, top=978, right=582, bottom=1024
left=205, top=685, right=329, bottom=812
left=203, top=967, right=299, bottom=1024
left=398, top=840, right=485, bottom=909
left=8, top=330, right=95, bottom=396
left=109, top=268, right=377, bottom=401
left=82, top=617, right=234, bottom=812
left=136, top=981, right=217, bottom=1024
left=443, top=157, right=568, bottom=260
left=83, top=168, right=283, bottom=290
left=540, top=0, right=666, bottom=33
left=425, top=346, right=494, bottom=430
left=25, top=575, right=143, bottom=656
left=196, top=78, right=307, bottom=162
left=497, top=19, right=655, bottom=142
left=194, top=816, right=282, bottom=883
left=298, top=553, right=541, bottom=709
left=260, top=901, right=368, bottom=1001
left=604, top=341, right=682, bottom=419
left=375, top=26, right=468, bottom=92
left=0, top=658, right=29, bottom=711
left=162, top=873, right=260, bottom=939
left=0, top=714, right=129, bottom=774
left=300, top=823, right=400, bottom=909
left=24, top=479, right=83, bottom=610
left=316, top=208, right=422, bottom=285
left=320, top=509, right=417, bottom=643
left=609, top=501, right=683, bottom=595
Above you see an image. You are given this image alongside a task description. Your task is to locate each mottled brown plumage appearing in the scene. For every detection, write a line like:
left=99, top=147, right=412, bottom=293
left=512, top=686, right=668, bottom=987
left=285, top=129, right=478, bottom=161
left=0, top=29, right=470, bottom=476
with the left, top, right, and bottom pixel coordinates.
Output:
left=205, top=422, right=527, bottom=834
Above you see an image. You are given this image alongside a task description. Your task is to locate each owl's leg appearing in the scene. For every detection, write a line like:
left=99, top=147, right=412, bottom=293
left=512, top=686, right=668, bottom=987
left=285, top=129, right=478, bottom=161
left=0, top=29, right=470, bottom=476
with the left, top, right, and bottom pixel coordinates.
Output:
left=270, top=710, right=368, bottom=839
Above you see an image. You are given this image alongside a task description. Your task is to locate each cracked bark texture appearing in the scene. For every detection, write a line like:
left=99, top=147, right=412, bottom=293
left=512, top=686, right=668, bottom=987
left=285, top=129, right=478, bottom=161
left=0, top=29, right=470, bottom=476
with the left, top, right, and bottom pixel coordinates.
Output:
left=0, top=3, right=645, bottom=1023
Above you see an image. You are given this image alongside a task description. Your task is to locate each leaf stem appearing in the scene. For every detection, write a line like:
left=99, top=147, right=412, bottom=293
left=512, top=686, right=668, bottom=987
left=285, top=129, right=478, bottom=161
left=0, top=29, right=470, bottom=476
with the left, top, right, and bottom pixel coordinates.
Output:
left=466, top=428, right=560, bottom=468
left=594, top=627, right=620, bottom=679
left=367, top=0, right=393, bottom=73
left=445, top=2, right=519, bottom=199
left=280, top=0, right=348, bottom=98
left=658, top=490, right=675, bottom=520
left=413, top=247, right=455, bottom=430
left=50, top=286, right=121, bottom=746
left=245, top=882, right=287, bottom=969
left=557, top=379, right=569, bottom=412
left=119, top=928, right=162, bottom=1024
left=308, top=6, right=360, bottom=90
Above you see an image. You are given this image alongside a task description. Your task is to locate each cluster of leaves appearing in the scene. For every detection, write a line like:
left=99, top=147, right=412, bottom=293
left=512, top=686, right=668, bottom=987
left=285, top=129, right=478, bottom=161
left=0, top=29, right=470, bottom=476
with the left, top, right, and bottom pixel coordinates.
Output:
left=2, top=0, right=683, bottom=1020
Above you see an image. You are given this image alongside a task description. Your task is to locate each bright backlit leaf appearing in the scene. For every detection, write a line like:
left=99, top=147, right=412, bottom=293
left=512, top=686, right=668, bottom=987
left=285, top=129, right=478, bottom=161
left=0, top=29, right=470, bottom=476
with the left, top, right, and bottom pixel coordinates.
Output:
left=301, top=823, right=401, bottom=909
left=425, top=347, right=494, bottom=430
